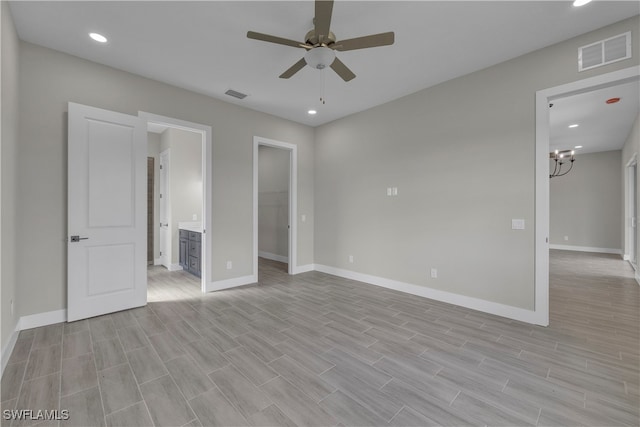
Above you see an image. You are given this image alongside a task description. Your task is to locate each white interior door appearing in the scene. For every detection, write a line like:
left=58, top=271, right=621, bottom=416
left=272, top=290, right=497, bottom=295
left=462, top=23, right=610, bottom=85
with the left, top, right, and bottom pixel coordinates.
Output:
left=68, top=103, right=147, bottom=322
left=159, top=150, right=170, bottom=268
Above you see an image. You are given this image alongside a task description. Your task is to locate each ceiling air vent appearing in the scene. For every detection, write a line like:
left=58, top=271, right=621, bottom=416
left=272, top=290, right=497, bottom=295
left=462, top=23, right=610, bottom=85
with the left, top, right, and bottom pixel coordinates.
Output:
left=225, top=89, right=248, bottom=100
left=579, top=32, right=631, bottom=72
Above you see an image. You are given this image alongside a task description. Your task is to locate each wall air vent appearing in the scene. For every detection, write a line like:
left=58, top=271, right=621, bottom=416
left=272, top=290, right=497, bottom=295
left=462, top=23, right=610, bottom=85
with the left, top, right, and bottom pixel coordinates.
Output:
left=579, top=32, right=631, bottom=72
left=225, top=89, right=248, bottom=99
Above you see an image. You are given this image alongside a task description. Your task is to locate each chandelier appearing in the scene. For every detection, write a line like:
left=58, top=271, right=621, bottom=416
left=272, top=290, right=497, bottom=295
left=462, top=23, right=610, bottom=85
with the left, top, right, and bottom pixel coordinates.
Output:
left=550, top=149, right=575, bottom=178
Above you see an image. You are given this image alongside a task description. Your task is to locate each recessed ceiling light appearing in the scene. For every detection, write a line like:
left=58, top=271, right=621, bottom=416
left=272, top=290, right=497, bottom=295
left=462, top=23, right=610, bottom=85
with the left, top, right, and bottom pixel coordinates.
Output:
left=569, top=124, right=579, bottom=128
left=575, top=145, right=583, bottom=149
left=308, top=110, right=317, bottom=115
left=89, top=32, right=108, bottom=43
left=573, top=0, right=592, bottom=6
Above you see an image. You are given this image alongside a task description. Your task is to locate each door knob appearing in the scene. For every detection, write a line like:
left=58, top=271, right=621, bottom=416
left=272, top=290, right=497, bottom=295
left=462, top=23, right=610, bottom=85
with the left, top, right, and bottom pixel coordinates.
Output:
left=70, top=235, right=89, bottom=242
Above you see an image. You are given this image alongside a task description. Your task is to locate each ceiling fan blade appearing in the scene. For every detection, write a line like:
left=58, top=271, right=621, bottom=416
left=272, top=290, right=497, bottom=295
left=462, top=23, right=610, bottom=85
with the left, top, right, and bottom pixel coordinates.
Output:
left=334, top=32, right=395, bottom=52
left=279, top=58, right=307, bottom=79
left=247, top=31, right=306, bottom=49
left=330, top=57, right=356, bottom=82
left=315, top=0, right=334, bottom=43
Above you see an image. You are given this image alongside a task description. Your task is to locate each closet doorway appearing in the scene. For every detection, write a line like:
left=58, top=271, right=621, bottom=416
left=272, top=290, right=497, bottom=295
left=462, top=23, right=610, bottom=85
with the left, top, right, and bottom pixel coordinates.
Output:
left=253, top=136, right=298, bottom=276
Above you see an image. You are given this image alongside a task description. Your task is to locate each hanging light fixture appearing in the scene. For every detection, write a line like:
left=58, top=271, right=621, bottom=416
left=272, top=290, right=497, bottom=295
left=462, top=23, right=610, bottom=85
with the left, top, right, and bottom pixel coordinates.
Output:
left=550, top=149, right=576, bottom=178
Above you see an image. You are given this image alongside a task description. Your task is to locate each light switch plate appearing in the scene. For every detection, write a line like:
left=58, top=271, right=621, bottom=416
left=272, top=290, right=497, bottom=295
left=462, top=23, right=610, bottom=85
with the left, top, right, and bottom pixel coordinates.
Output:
left=512, top=219, right=525, bottom=230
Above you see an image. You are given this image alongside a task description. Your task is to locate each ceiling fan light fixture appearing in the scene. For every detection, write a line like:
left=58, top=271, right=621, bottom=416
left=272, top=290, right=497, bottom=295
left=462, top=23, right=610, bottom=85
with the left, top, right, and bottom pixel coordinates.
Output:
left=304, top=47, right=336, bottom=70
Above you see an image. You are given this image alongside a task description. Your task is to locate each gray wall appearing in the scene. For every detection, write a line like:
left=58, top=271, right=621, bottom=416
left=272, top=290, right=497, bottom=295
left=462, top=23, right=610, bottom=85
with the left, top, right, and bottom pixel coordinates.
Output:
left=314, top=16, right=639, bottom=310
left=148, top=132, right=161, bottom=262
left=258, top=145, right=289, bottom=259
left=160, top=128, right=203, bottom=264
left=1, top=1, right=20, bottom=355
left=550, top=150, right=622, bottom=250
left=622, top=113, right=640, bottom=263
left=16, top=40, right=315, bottom=318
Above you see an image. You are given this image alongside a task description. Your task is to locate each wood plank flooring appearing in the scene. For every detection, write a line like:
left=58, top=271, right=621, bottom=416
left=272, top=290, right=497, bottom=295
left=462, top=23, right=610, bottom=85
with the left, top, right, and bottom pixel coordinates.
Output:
left=1, top=251, right=638, bottom=426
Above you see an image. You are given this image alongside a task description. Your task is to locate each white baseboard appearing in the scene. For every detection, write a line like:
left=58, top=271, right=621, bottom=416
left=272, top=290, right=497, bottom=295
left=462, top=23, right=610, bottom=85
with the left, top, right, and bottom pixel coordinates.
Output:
left=258, top=251, right=289, bottom=263
left=635, top=271, right=640, bottom=285
left=167, top=263, right=184, bottom=272
left=18, top=309, right=67, bottom=331
left=154, top=258, right=161, bottom=266
left=292, top=264, right=315, bottom=274
left=549, top=244, right=622, bottom=255
left=1, top=325, right=19, bottom=377
left=206, top=275, right=257, bottom=292
left=2, top=309, right=67, bottom=377
left=314, top=264, right=543, bottom=325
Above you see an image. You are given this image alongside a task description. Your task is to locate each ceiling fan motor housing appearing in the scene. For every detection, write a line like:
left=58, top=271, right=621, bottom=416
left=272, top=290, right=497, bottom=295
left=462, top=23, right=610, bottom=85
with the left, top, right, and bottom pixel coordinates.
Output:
left=305, top=29, right=336, bottom=46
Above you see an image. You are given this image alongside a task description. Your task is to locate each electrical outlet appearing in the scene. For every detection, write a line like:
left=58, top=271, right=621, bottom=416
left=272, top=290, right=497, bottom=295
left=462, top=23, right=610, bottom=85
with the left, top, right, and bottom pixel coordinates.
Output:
left=349, top=255, right=354, bottom=263
left=392, top=187, right=398, bottom=196
left=226, top=261, right=232, bottom=270
left=431, top=268, right=438, bottom=278
left=192, top=214, right=197, bottom=221
left=387, top=187, right=392, bottom=196
left=301, top=214, right=306, bottom=222
left=564, top=236, right=569, bottom=241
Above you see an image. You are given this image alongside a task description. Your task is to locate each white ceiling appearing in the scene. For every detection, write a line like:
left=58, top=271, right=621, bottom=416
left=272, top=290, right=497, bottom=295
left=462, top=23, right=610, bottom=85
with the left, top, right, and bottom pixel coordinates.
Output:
left=550, top=79, right=640, bottom=154
left=9, top=1, right=640, bottom=127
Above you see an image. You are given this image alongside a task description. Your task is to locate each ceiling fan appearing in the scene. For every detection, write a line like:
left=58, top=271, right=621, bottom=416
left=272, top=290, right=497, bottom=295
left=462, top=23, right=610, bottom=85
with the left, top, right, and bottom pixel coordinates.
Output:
left=247, top=0, right=394, bottom=82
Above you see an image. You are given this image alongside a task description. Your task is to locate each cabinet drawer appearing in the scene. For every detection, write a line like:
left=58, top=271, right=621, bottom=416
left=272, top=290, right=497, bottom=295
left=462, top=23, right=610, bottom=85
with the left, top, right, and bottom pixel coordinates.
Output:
left=188, top=231, right=201, bottom=242
left=189, top=256, right=200, bottom=271
left=179, top=229, right=189, bottom=239
left=189, top=241, right=200, bottom=257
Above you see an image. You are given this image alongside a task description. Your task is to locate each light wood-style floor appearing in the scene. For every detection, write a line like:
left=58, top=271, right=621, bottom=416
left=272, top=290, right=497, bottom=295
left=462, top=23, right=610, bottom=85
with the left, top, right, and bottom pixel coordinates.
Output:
left=1, top=251, right=638, bottom=426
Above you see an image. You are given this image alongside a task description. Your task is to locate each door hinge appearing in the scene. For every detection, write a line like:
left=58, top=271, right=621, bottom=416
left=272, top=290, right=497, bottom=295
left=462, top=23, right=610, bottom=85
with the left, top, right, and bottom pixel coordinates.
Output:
left=160, top=251, right=162, bottom=256
left=160, top=194, right=163, bottom=198
left=160, top=165, right=163, bottom=169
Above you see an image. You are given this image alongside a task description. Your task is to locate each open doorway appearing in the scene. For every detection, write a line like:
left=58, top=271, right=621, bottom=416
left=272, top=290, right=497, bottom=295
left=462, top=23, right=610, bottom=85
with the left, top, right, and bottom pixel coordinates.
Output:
left=535, top=66, right=640, bottom=326
left=253, top=136, right=298, bottom=277
left=257, top=145, right=290, bottom=273
left=142, top=112, right=212, bottom=295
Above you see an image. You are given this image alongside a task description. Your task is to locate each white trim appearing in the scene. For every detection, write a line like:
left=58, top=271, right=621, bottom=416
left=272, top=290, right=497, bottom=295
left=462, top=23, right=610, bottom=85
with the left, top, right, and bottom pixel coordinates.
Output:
left=549, top=244, right=623, bottom=255
left=139, top=111, right=213, bottom=294
left=2, top=309, right=67, bottom=376
left=314, top=265, right=542, bottom=325
left=635, top=271, right=640, bottom=285
left=292, top=264, right=315, bottom=274
left=207, top=275, right=257, bottom=292
left=1, top=327, right=19, bottom=376
left=159, top=148, right=171, bottom=269
left=253, top=136, right=298, bottom=277
left=167, top=263, right=184, bottom=272
left=154, top=257, right=162, bottom=266
left=623, top=254, right=631, bottom=261
left=18, top=309, right=67, bottom=331
left=535, top=66, right=640, bottom=328
left=258, top=251, right=289, bottom=263
left=625, top=154, right=638, bottom=269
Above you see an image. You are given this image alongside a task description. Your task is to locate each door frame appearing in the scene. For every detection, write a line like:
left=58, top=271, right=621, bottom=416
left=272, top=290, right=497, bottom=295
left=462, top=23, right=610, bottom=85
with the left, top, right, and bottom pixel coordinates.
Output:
left=159, top=149, right=171, bottom=269
left=253, top=136, right=297, bottom=276
left=535, top=65, right=640, bottom=326
left=140, top=111, right=212, bottom=292
left=625, top=154, right=637, bottom=267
